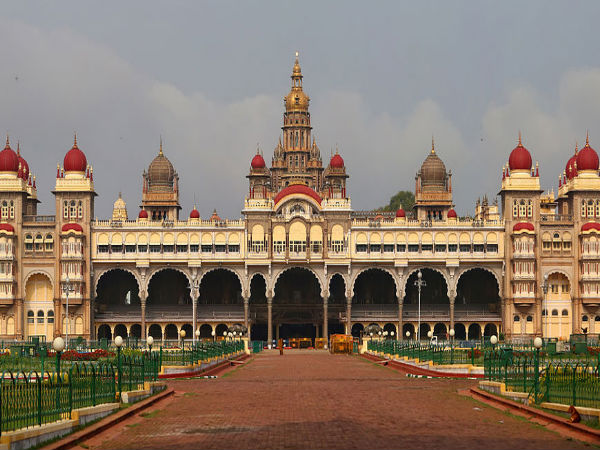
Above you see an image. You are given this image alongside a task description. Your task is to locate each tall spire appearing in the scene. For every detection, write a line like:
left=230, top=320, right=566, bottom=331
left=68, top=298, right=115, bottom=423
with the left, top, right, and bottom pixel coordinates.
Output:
left=5, top=134, right=9, bottom=149
left=16, top=141, right=20, bottom=156
left=73, top=132, right=78, bottom=148
left=431, top=135, right=435, bottom=154
left=159, top=136, right=163, bottom=156
left=518, top=130, right=522, bottom=146
left=586, top=130, right=590, bottom=147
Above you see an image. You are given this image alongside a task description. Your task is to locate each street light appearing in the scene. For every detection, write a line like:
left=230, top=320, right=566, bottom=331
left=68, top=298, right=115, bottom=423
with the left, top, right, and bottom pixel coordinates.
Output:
left=449, top=328, right=455, bottom=364
left=62, top=276, right=75, bottom=350
left=391, top=331, right=395, bottom=339
left=427, top=330, right=433, bottom=339
left=53, top=336, right=65, bottom=374
left=147, top=335, right=154, bottom=352
left=188, top=278, right=199, bottom=343
left=405, top=330, right=411, bottom=340
left=195, top=328, right=200, bottom=343
left=211, top=330, right=216, bottom=342
left=414, top=270, right=426, bottom=341
left=542, top=273, right=549, bottom=341
left=180, top=329, right=186, bottom=347
left=115, top=336, right=123, bottom=400
left=490, top=334, right=498, bottom=350
left=533, top=336, right=543, bottom=402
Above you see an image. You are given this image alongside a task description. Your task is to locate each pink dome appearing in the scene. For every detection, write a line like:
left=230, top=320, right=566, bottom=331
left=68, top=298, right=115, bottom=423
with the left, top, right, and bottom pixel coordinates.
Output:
left=508, top=136, right=532, bottom=171
left=330, top=153, right=344, bottom=168
left=577, top=136, right=599, bottom=171
left=251, top=153, right=265, bottom=169
left=0, top=139, right=19, bottom=173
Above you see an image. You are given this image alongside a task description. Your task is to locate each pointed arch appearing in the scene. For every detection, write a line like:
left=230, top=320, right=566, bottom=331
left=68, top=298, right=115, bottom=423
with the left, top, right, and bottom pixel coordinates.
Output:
left=403, top=266, right=450, bottom=297
left=271, top=266, right=325, bottom=297
left=350, top=267, right=398, bottom=296
left=94, top=267, right=141, bottom=296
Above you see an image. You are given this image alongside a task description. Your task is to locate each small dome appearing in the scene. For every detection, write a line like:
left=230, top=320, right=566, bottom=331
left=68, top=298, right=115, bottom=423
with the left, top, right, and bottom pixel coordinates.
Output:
left=395, top=208, right=406, bottom=218
left=566, top=146, right=578, bottom=180
left=138, top=209, right=148, bottom=219
left=16, top=144, right=29, bottom=180
left=330, top=153, right=344, bottom=168
left=420, top=147, right=447, bottom=189
left=508, top=135, right=532, bottom=171
left=189, top=207, right=200, bottom=219
left=210, top=209, right=221, bottom=221
left=577, top=136, right=599, bottom=171
left=0, top=139, right=19, bottom=173
left=447, top=209, right=457, bottom=218
left=64, top=136, right=87, bottom=172
left=251, top=153, right=265, bottom=169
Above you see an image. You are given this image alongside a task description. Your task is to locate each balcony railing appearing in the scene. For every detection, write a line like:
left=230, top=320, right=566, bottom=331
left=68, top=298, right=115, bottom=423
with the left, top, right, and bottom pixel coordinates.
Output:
left=23, top=215, right=55, bottom=223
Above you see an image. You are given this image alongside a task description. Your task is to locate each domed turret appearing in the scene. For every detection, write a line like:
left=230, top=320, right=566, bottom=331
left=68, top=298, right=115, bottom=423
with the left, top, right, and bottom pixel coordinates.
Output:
left=251, top=151, right=266, bottom=169
left=395, top=208, right=406, bottom=218
left=508, top=133, right=532, bottom=171
left=112, top=192, right=128, bottom=221
left=147, top=140, right=175, bottom=189
left=16, top=143, right=29, bottom=180
left=189, top=207, right=200, bottom=219
left=0, top=137, right=19, bottom=173
left=447, top=209, right=457, bottom=218
left=64, top=134, right=87, bottom=172
left=284, top=52, right=310, bottom=112
left=330, top=152, right=344, bottom=168
left=138, top=209, right=148, bottom=219
left=420, top=139, right=447, bottom=190
left=576, top=134, right=599, bottom=171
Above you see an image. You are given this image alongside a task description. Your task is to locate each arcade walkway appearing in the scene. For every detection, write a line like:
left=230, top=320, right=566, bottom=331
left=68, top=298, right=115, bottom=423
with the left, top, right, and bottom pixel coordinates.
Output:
left=79, top=350, right=586, bottom=450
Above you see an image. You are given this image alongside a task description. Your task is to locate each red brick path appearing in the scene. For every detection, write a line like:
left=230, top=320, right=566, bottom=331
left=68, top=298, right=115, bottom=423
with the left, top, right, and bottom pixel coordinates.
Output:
left=75, top=350, right=588, bottom=449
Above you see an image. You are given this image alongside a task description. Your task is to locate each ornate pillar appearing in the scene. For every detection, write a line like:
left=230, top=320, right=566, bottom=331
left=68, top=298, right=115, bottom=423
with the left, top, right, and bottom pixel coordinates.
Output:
left=53, top=298, right=61, bottom=338
left=140, top=290, right=147, bottom=340
left=267, top=296, right=273, bottom=348
left=243, top=297, right=249, bottom=332
left=398, top=300, right=403, bottom=339
left=449, top=294, right=456, bottom=332
left=191, top=287, right=199, bottom=342
left=323, top=299, right=328, bottom=346
left=15, top=298, right=23, bottom=339
left=346, top=298, right=352, bottom=335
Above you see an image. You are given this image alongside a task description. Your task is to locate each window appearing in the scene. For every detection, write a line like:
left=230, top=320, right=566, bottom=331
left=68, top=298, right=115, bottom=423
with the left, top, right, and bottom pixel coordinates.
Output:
left=78, top=201, right=83, bottom=219
left=9, top=201, right=14, bottom=219
left=408, top=244, right=419, bottom=252
left=137, top=244, right=147, bottom=253
left=369, top=244, right=381, bottom=252
left=486, top=244, right=498, bottom=253
left=588, top=200, right=594, bottom=218
left=63, top=201, right=68, bottom=219
left=37, top=310, right=44, bottom=324
left=552, top=309, right=558, bottom=316
left=459, top=244, right=471, bottom=252
left=97, top=245, right=109, bottom=253
left=582, top=315, right=589, bottom=322
left=110, top=244, right=123, bottom=253
left=70, top=200, right=77, bottom=219
left=473, top=244, right=484, bottom=253
left=149, top=244, right=161, bottom=253
left=421, top=244, right=432, bottom=252
left=228, top=244, right=239, bottom=253
left=513, top=200, right=518, bottom=218
left=542, top=241, right=551, bottom=250
left=581, top=200, right=586, bottom=218
left=45, top=234, right=53, bottom=251
left=214, top=244, right=227, bottom=253
left=396, top=244, right=406, bottom=252
left=163, top=245, right=174, bottom=253
left=201, top=244, right=213, bottom=253
left=526, top=315, right=533, bottom=322
left=47, top=311, right=54, bottom=324
left=1, top=201, right=7, bottom=219
left=176, top=245, right=188, bottom=253
left=383, top=244, right=394, bottom=253
left=289, top=241, right=306, bottom=253
left=331, top=241, right=344, bottom=253
left=563, top=241, right=571, bottom=251
left=190, top=244, right=199, bottom=252
left=435, top=244, right=446, bottom=253
left=514, top=315, right=520, bottom=322
left=27, top=311, right=34, bottom=324
left=273, top=241, right=285, bottom=253
left=311, top=242, right=322, bottom=253
left=527, top=200, right=533, bottom=217
left=519, top=200, right=526, bottom=217
left=448, top=244, right=457, bottom=252
left=125, top=245, right=136, bottom=253
left=562, top=309, right=569, bottom=316
left=25, top=234, right=33, bottom=251
left=35, top=234, right=43, bottom=251
left=355, top=244, right=367, bottom=252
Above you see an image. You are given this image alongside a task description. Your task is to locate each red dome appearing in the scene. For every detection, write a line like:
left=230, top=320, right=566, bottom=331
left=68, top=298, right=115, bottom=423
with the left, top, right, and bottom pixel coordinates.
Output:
left=251, top=153, right=265, bottom=169
left=330, top=153, right=344, bottom=168
left=582, top=222, right=600, bottom=232
left=273, top=184, right=322, bottom=205
left=189, top=208, right=200, bottom=219
left=138, top=209, right=148, bottom=219
left=508, top=139, right=532, bottom=171
left=0, top=223, right=14, bottom=233
left=576, top=138, right=599, bottom=171
left=513, top=222, right=534, bottom=232
left=395, top=208, right=406, bottom=218
left=566, top=153, right=578, bottom=179
left=447, top=209, right=457, bottom=218
left=64, top=137, right=87, bottom=172
left=0, top=140, right=19, bottom=173
left=61, top=223, right=83, bottom=233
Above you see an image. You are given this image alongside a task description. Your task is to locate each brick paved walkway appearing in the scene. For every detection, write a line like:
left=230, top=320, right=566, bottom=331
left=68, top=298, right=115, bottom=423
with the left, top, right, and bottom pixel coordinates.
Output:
left=76, top=350, right=588, bottom=449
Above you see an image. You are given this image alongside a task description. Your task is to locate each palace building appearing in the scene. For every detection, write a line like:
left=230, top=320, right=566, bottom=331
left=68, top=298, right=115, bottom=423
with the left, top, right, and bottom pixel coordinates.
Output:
left=2, top=54, right=599, bottom=344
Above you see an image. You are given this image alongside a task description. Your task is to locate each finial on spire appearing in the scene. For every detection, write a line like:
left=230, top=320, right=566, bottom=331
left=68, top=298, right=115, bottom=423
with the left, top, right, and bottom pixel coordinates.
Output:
left=431, top=135, right=435, bottom=154
left=518, top=130, right=522, bottom=146
left=73, top=132, right=78, bottom=147
left=16, top=141, right=20, bottom=156
left=159, top=136, right=163, bottom=156
left=118, top=191, right=122, bottom=199
left=5, top=134, right=9, bottom=148
left=586, top=130, right=590, bottom=146
left=575, top=141, right=579, bottom=154
left=295, top=51, right=299, bottom=59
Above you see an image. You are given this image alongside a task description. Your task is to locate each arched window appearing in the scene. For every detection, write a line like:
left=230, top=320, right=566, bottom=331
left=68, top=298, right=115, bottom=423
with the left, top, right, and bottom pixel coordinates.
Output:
left=513, top=200, right=518, bottom=218
left=596, top=200, right=600, bottom=218
left=63, top=201, right=69, bottom=219
left=1, top=201, right=7, bottom=219
left=47, top=310, right=54, bottom=324
left=582, top=200, right=587, bottom=218
left=513, top=315, right=520, bottom=322
left=70, top=200, right=77, bottom=219
left=78, top=201, right=83, bottom=219
left=526, top=315, right=533, bottom=322
left=542, top=309, right=547, bottom=316
left=562, top=309, right=569, bottom=316
left=582, top=315, right=589, bottom=322
left=37, top=310, right=44, bottom=324
left=9, top=200, right=14, bottom=219
left=34, top=234, right=43, bottom=251
left=45, top=234, right=53, bottom=251
left=519, top=200, right=526, bottom=218
left=588, top=200, right=594, bottom=218
left=527, top=200, right=533, bottom=217
left=551, top=309, right=558, bottom=316
left=27, top=310, right=34, bottom=324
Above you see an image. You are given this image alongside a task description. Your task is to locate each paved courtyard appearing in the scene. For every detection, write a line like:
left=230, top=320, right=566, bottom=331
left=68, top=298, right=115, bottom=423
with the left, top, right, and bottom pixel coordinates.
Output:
left=77, top=350, right=588, bottom=449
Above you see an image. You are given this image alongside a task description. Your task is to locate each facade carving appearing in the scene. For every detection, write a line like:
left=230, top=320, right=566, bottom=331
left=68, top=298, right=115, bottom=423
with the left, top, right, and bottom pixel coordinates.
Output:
left=0, top=55, right=597, bottom=343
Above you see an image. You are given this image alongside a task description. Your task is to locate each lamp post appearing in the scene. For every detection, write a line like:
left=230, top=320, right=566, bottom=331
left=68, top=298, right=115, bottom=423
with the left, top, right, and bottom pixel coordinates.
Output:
left=449, top=328, right=455, bottom=364
left=414, top=271, right=426, bottom=341
left=533, top=336, right=543, bottom=403
left=542, top=273, right=549, bottom=341
left=62, top=276, right=75, bottom=350
left=115, top=336, right=123, bottom=400
left=53, top=336, right=65, bottom=374
left=211, top=329, right=216, bottom=343
left=405, top=330, right=410, bottom=340
left=490, top=334, right=498, bottom=350
left=147, top=335, right=154, bottom=352
left=188, top=279, right=199, bottom=343
left=195, top=328, right=200, bottom=344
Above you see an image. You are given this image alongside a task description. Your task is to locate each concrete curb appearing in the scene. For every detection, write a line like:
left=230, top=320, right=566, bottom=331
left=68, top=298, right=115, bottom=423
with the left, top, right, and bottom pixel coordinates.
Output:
left=43, top=388, right=175, bottom=450
left=158, top=354, right=250, bottom=379
left=468, top=387, right=600, bottom=445
left=361, top=353, right=483, bottom=379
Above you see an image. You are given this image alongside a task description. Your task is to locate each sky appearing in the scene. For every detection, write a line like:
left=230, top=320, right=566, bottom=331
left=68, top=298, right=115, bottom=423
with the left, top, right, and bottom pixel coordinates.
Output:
left=2, top=1, right=600, bottom=218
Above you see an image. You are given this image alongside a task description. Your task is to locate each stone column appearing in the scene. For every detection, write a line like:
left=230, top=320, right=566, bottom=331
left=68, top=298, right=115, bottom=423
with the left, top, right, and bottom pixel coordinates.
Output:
left=346, top=299, right=352, bottom=335
left=243, top=297, right=249, bottom=332
left=53, top=298, right=61, bottom=338
left=323, top=299, right=328, bottom=347
left=449, top=294, right=456, bottom=332
left=15, top=298, right=23, bottom=339
left=140, top=290, right=147, bottom=340
left=191, top=287, right=199, bottom=342
left=267, top=296, right=273, bottom=348
left=398, top=301, right=403, bottom=339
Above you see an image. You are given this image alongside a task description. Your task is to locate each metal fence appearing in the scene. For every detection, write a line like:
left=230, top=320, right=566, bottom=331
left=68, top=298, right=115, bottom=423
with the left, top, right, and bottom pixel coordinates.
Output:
left=367, top=340, right=485, bottom=366
left=159, top=340, right=244, bottom=367
left=484, top=350, right=600, bottom=408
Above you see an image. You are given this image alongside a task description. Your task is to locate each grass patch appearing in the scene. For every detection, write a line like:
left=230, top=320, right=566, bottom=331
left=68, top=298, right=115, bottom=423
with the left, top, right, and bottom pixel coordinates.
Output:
left=140, top=409, right=161, bottom=419
left=125, top=422, right=141, bottom=428
left=183, top=392, right=198, bottom=397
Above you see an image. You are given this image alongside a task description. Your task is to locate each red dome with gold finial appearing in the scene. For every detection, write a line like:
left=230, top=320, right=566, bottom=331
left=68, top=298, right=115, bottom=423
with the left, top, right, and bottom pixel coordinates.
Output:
left=576, top=134, right=599, bottom=171
left=566, top=143, right=578, bottom=180
left=138, top=209, right=148, bottom=219
left=64, top=135, right=87, bottom=172
left=330, top=152, right=344, bottom=168
left=189, top=207, right=200, bottom=219
left=251, top=152, right=265, bottom=169
left=0, top=137, right=19, bottom=173
left=508, top=133, right=532, bottom=171
left=395, top=208, right=405, bottom=218
left=447, top=209, right=457, bottom=218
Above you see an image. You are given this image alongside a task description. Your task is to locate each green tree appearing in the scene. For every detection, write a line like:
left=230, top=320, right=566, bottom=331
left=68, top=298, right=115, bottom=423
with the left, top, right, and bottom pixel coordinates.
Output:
left=379, top=190, right=415, bottom=213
